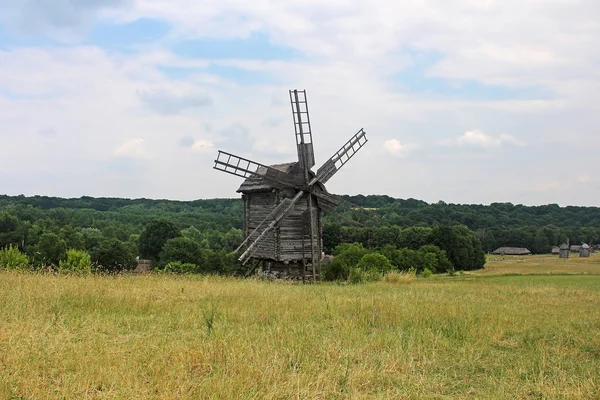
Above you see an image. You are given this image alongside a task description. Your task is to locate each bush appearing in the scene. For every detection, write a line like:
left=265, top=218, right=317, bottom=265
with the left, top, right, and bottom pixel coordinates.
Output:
left=418, top=245, right=453, bottom=273
left=0, top=245, right=29, bottom=270
left=348, top=267, right=381, bottom=284
left=356, top=253, right=394, bottom=274
left=163, top=261, right=199, bottom=274
left=321, top=258, right=350, bottom=281
left=333, top=243, right=369, bottom=269
left=159, top=237, right=203, bottom=267
left=91, top=238, right=136, bottom=272
left=139, top=219, right=181, bottom=261
left=348, top=267, right=365, bottom=284
left=421, top=268, right=433, bottom=278
left=58, top=249, right=92, bottom=274
left=33, top=232, right=67, bottom=266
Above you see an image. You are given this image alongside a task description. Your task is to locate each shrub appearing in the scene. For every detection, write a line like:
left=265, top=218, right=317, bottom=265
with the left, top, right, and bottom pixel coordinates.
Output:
left=356, top=253, right=394, bottom=274
left=91, top=238, right=136, bottom=272
left=163, top=261, right=199, bottom=274
left=321, top=258, right=350, bottom=281
left=58, top=249, right=92, bottom=274
left=421, top=268, right=433, bottom=278
left=33, top=232, right=67, bottom=266
left=159, top=237, right=203, bottom=267
left=348, top=266, right=382, bottom=284
left=418, top=245, right=453, bottom=273
left=0, top=245, right=29, bottom=271
left=348, top=267, right=366, bottom=284
left=333, top=243, right=369, bottom=269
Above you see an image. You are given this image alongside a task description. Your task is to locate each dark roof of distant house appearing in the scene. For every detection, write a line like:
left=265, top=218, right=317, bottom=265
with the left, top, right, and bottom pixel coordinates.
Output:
left=551, top=246, right=560, bottom=253
left=570, top=245, right=582, bottom=251
left=492, top=247, right=531, bottom=255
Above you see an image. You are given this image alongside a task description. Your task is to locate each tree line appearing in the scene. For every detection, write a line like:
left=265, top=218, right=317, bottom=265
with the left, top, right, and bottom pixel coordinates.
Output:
left=1, top=193, right=596, bottom=274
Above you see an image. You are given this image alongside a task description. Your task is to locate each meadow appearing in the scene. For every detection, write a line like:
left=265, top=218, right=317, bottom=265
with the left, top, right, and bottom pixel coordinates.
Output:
left=1, top=256, right=600, bottom=399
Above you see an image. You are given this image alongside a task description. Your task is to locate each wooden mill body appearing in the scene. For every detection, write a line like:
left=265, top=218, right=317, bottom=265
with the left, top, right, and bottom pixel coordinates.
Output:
left=237, top=162, right=337, bottom=274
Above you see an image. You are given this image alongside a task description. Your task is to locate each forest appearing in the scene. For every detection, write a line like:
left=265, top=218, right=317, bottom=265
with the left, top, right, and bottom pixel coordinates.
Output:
left=0, top=193, right=598, bottom=276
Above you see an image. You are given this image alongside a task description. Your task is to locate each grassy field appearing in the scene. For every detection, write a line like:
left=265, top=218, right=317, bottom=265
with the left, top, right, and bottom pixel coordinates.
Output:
left=479, top=253, right=600, bottom=276
left=1, top=257, right=600, bottom=399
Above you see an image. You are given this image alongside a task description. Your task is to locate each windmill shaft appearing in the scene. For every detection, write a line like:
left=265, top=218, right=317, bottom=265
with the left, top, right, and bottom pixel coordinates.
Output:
left=307, top=193, right=317, bottom=281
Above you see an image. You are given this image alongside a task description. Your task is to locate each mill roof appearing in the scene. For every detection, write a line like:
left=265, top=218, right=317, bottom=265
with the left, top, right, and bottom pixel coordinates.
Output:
left=237, top=162, right=300, bottom=193
left=582, top=243, right=590, bottom=249
left=492, top=247, right=531, bottom=255
left=236, top=161, right=328, bottom=194
left=559, top=243, right=569, bottom=250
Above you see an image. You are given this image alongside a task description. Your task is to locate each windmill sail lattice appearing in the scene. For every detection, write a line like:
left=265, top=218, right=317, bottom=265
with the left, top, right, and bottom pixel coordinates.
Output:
left=213, top=89, right=368, bottom=280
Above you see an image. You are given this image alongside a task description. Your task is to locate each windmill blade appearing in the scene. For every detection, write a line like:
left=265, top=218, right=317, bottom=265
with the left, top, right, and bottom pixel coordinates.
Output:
left=214, top=150, right=292, bottom=189
left=238, top=190, right=305, bottom=264
left=316, top=128, right=368, bottom=184
left=290, top=89, right=315, bottom=171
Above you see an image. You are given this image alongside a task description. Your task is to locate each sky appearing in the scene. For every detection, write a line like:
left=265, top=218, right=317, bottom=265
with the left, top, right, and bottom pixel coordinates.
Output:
left=0, top=0, right=598, bottom=206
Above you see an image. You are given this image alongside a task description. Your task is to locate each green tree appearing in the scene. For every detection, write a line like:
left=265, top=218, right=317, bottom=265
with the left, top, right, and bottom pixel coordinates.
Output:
left=333, top=243, right=369, bottom=269
left=356, top=253, right=394, bottom=274
left=532, top=229, right=551, bottom=254
left=0, top=212, right=24, bottom=248
left=182, top=226, right=203, bottom=243
left=429, top=225, right=485, bottom=271
left=34, top=232, right=67, bottom=266
left=159, top=237, right=203, bottom=267
left=323, top=223, right=342, bottom=254
left=80, top=227, right=103, bottom=250
left=92, top=238, right=136, bottom=272
left=321, top=258, right=350, bottom=281
left=139, top=219, right=181, bottom=261
left=398, top=227, right=432, bottom=250
left=221, top=228, right=243, bottom=252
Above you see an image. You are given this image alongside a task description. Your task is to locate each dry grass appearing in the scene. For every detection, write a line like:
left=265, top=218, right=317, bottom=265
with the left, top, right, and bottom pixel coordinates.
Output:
left=1, top=270, right=599, bottom=399
left=383, top=270, right=416, bottom=284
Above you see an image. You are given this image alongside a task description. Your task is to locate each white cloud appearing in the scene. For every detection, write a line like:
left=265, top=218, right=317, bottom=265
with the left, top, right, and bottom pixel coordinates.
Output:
left=384, top=139, right=410, bottom=157
left=440, top=129, right=527, bottom=149
left=191, top=139, right=214, bottom=153
left=137, top=89, right=213, bottom=115
left=114, top=138, right=151, bottom=159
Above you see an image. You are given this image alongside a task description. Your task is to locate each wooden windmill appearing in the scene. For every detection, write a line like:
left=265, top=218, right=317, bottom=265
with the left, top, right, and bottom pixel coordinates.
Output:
left=213, top=89, right=368, bottom=280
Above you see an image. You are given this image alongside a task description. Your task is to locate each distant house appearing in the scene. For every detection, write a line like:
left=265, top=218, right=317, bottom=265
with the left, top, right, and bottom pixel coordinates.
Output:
left=492, top=247, right=531, bottom=256
left=559, top=243, right=569, bottom=258
left=580, top=243, right=591, bottom=258
left=570, top=245, right=582, bottom=253
left=551, top=246, right=560, bottom=254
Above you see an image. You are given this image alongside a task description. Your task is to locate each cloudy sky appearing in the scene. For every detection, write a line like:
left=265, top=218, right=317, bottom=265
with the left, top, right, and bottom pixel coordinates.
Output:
left=0, top=0, right=598, bottom=206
